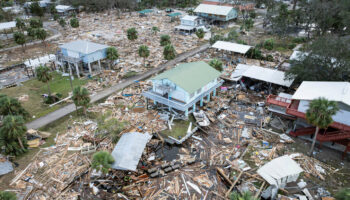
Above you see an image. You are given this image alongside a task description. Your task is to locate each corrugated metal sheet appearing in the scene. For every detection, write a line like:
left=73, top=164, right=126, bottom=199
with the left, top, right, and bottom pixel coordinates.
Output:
left=212, top=41, right=252, bottom=54
left=111, top=132, right=152, bottom=171
left=194, top=4, right=233, bottom=16
left=231, top=64, right=294, bottom=87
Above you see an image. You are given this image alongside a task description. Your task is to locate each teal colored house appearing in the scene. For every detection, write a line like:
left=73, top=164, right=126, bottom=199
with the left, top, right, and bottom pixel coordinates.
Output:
left=142, top=61, right=223, bottom=116
left=194, top=4, right=237, bottom=22
left=56, top=40, right=109, bottom=77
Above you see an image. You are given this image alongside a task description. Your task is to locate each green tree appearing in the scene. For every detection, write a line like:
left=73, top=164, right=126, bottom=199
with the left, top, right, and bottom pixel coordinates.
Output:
left=127, top=27, right=138, bottom=41
left=152, top=26, right=159, bottom=35
left=29, top=18, right=43, bottom=28
left=27, top=27, right=36, bottom=41
left=263, top=38, right=274, bottom=50
left=91, top=151, right=114, bottom=174
left=13, top=32, right=26, bottom=52
left=195, top=28, right=205, bottom=40
left=241, top=18, right=254, bottom=31
left=29, top=2, right=44, bottom=18
left=70, top=17, right=79, bottom=28
left=306, top=98, right=339, bottom=156
left=0, top=115, right=27, bottom=155
left=106, top=47, right=119, bottom=70
left=335, top=188, right=350, bottom=200
left=0, top=95, right=29, bottom=118
left=209, top=34, right=224, bottom=45
left=35, top=65, right=52, bottom=96
left=286, top=36, right=350, bottom=83
left=15, top=18, right=26, bottom=32
left=209, top=58, right=223, bottom=72
left=0, top=191, right=17, bottom=200
left=163, top=44, right=176, bottom=60
left=230, top=191, right=257, bottom=200
left=59, top=18, right=66, bottom=28
left=160, top=34, right=171, bottom=46
left=97, top=111, right=127, bottom=143
left=138, top=45, right=150, bottom=67
left=53, top=13, right=59, bottom=21
left=72, top=86, right=90, bottom=116
left=35, top=28, right=47, bottom=45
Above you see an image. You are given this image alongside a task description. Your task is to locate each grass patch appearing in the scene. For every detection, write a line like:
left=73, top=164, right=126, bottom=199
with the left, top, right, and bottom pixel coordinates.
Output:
left=161, top=116, right=195, bottom=139
left=0, top=71, right=89, bottom=121
left=122, top=71, right=138, bottom=79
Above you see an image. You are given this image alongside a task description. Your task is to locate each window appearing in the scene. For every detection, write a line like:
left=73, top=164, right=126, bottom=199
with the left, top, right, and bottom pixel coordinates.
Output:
left=197, top=88, right=202, bottom=94
left=190, top=93, right=194, bottom=99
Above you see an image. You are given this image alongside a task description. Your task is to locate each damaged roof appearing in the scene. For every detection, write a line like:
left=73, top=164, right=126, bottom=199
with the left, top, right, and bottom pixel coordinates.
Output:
left=231, top=64, right=294, bottom=87
left=111, top=132, right=152, bottom=171
left=212, top=41, right=252, bottom=54
left=194, top=4, right=234, bottom=16
left=292, top=81, right=350, bottom=106
left=60, top=40, right=109, bottom=54
left=152, top=61, right=221, bottom=94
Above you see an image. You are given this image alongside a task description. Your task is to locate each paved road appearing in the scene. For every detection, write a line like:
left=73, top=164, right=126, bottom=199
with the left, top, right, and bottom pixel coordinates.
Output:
left=0, top=22, right=61, bottom=53
left=26, top=43, right=211, bottom=129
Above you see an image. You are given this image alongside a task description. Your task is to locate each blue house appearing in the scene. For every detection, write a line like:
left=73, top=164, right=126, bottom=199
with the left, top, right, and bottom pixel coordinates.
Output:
left=142, top=61, right=223, bottom=116
left=194, top=4, right=238, bottom=22
left=56, top=40, right=109, bottom=77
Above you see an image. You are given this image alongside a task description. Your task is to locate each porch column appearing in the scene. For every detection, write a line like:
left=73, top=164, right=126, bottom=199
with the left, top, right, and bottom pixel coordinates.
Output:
left=88, top=62, right=92, bottom=75
left=200, top=98, right=203, bottom=107
left=98, top=60, right=102, bottom=72
left=213, top=89, right=216, bottom=97
left=192, top=103, right=196, bottom=112
left=75, top=63, right=80, bottom=78
left=185, top=109, right=189, bottom=117
left=154, top=100, right=157, bottom=105
left=68, top=63, right=72, bottom=76
left=207, top=92, right=211, bottom=102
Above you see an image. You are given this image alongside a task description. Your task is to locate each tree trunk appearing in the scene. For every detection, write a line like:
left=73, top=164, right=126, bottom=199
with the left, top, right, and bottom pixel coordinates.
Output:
left=18, top=137, right=25, bottom=149
left=83, top=106, right=87, bottom=116
left=308, top=126, right=319, bottom=156
left=293, top=0, right=298, bottom=10
left=47, top=82, right=51, bottom=96
left=144, top=57, right=146, bottom=67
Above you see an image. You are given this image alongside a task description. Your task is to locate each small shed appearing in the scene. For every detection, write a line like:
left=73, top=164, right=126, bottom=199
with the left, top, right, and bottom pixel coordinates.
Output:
left=258, top=155, right=303, bottom=199
left=138, top=9, right=153, bottom=17
left=111, top=132, right=152, bottom=171
left=56, top=5, right=75, bottom=15
left=194, top=4, right=237, bottom=22
left=167, top=12, right=182, bottom=22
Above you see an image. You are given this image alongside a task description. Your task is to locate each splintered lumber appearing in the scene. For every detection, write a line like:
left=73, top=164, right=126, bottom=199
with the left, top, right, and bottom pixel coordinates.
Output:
left=255, top=181, right=266, bottom=199
left=216, top=167, right=233, bottom=186
left=225, top=170, right=243, bottom=197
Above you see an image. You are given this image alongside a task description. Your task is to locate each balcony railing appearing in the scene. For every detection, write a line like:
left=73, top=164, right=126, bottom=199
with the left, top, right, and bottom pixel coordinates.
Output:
left=56, top=53, right=82, bottom=64
left=266, top=94, right=291, bottom=108
left=143, top=80, right=223, bottom=111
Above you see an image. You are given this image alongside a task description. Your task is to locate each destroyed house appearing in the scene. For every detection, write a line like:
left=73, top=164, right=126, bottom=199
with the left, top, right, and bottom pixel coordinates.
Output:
left=194, top=4, right=237, bottom=22
left=142, top=61, right=223, bottom=116
left=56, top=40, right=109, bottom=77
left=267, top=81, right=350, bottom=157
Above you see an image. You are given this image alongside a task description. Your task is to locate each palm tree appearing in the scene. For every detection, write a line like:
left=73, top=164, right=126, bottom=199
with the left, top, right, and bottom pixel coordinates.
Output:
left=0, top=95, right=29, bottom=119
left=0, top=115, right=27, bottom=155
left=59, top=18, right=66, bottom=29
left=127, top=28, right=138, bottom=41
left=14, top=32, right=26, bottom=52
left=35, top=65, right=52, bottom=96
left=15, top=18, right=26, bottom=33
left=230, top=191, right=257, bottom=200
left=106, top=47, right=119, bottom=70
left=195, top=28, right=205, bottom=41
left=209, top=58, right=223, bottom=72
left=70, top=17, right=79, bottom=36
left=72, top=86, right=90, bottom=116
left=138, top=45, right=150, bottom=67
left=91, top=151, right=115, bottom=174
left=0, top=191, right=17, bottom=200
left=36, top=28, right=47, bottom=46
left=152, top=26, right=159, bottom=35
left=163, top=44, right=176, bottom=60
left=306, top=98, right=339, bottom=156
left=160, top=34, right=171, bottom=46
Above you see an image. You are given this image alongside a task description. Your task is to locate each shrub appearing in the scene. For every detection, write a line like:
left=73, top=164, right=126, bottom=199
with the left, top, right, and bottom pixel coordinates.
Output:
left=91, top=151, right=115, bottom=174
left=292, top=37, right=307, bottom=43
left=288, top=43, right=296, bottom=49
left=263, top=38, right=274, bottom=50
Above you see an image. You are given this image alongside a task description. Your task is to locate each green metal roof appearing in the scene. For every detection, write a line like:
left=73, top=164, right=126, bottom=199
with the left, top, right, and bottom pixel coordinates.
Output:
left=167, top=12, right=182, bottom=17
left=138, top=9, right=153, bottom=14
left=152, top=61, right=221, bottom=94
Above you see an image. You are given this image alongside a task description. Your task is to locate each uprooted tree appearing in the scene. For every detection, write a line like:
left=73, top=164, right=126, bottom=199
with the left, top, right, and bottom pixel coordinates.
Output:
left=91, top=151, right=115, bottom=174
